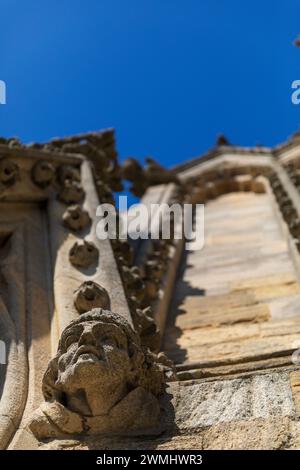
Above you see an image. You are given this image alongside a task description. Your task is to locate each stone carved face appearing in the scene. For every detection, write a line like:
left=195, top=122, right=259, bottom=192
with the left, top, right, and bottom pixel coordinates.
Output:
left=42, top=309, right=164, bottom=417
left=57, top=319, right=132, bottom=391
left=29, top=309, right=166, bottom=438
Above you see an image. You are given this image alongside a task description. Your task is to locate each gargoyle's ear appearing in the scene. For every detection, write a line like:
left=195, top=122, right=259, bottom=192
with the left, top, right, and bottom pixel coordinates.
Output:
left=128, top=341, right=144, bottom=371
left=42, top=355, right=62, bottom=402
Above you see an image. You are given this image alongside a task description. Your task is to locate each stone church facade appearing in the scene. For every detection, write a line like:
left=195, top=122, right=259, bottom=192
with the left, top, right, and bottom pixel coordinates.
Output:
left=1, top=129, right=300, bottom=449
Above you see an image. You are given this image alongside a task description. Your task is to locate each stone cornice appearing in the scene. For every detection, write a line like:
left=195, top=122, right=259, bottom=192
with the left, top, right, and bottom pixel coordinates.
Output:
left=0, top=144, right=83, bottom=164
left=172, top=145, right=273, bottom=175
left=172, top=132, right=300, bottom=177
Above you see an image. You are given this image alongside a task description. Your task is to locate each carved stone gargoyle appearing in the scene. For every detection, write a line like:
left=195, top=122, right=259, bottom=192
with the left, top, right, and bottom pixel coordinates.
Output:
left=121, top=157, right=179, bottom=197
left=29, top=309, right=165, bottom=440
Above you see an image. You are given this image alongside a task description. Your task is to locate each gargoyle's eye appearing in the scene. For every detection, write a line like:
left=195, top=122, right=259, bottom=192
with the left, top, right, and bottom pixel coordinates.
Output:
left=64, top=335, right=78, bottom=349
left=101, top=336, right=117, bottom=348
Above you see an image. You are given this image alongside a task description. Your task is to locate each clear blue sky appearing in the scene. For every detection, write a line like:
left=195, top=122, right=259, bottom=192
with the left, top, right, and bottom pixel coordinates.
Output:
left=1, top=0, right=300, bottom=167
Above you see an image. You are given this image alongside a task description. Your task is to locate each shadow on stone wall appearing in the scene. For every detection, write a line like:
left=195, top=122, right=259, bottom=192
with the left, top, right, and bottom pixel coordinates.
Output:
left=162, top=249, right=206, bottom=364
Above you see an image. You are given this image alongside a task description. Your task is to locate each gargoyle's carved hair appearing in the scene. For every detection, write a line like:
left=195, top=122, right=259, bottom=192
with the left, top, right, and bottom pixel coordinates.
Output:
left=42, top=308, right=164, bottom=404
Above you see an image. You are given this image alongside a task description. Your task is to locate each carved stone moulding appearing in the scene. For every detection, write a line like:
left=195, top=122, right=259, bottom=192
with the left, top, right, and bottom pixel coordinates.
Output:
left=58, top=180, right=85, bottom=204
left=57, top=164, right=81, bottom=185
left=29, top=308, right=165, bottom=440
left=138, top=237, right=174, bottom=326
left=35, top=129, right=123, bottom=198
left=121, top=265, right=145, bottom=304
left=117, top=262, right=162, bottom=353
left=0, top=158, right=20, bottom=188
left=121, top=156, right=179, bottom=197
left=133, top=306, right=161, bottom=353
left=69, top=240, right=99, bottom=268
left=31, top=160, right=55, bottom=188
left=96, top=180, right=115, bottom=205
left=62, top=205, right=91, bottom=231
left=272, top=165, right=300, bottom=253
left=109, top=232, right=163, bottom=353
left=283, top=161, right=300, bottom=190
left=74, top=281, right=110, bottom=313
left=111, top=238, right=134, bottom=267
left=0, top=145, right=83, bottom=202
left=188, top=166, right=271, bottom=205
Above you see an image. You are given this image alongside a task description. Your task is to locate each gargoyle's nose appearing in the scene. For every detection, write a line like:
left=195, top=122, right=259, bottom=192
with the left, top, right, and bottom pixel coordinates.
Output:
left=78, top=326, right=96, bottom=346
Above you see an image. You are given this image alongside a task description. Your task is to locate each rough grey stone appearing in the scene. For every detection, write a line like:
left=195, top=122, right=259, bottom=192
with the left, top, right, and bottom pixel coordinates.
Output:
left=173, top=373, right=295, bottom=431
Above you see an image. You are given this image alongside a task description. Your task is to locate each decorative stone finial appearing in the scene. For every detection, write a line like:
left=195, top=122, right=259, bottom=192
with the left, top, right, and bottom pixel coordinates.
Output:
left=121, top=265, right=145, bottom=304
left=121, top=158, right=143, bottom=182
left=95, top=181, right=114, bottom=204
left=216, top=134, right=230, bottom=146
left=74, top=281, right=110, bottom=313
left=69, top=240, right=99, bottom=268
left=0, top=159, right=19, bottom=187
left=58, top=180, right=85, bottom=204
left=134, top=307, right=161, bottom=353
left=62, top=205, right=91, bottom=231
left=31, top=160, right=55, bottom=188
left=144, top=259, right=166, bottom=281
left=121, top=156, right=179, bottom=197
left=57, top=164, right=81, bottom=185
left=112, top=239, right=134, bottom=266
left=144, top=157, right=179, bottom=185
left=29, top=309, right=165, bottom=439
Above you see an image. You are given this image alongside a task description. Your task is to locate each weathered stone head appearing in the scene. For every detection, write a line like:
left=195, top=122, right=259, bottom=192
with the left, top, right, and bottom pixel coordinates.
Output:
left=30, top=309, right=165, bottom=439
left=43, top=309, right=147, bottom=409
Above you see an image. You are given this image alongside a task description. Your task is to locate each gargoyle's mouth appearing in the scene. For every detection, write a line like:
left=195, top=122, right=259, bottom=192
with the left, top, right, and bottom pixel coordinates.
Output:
left=73, top=345, right=102, bottom=363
